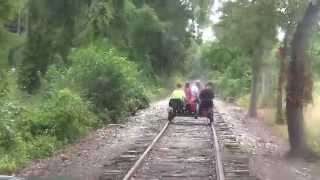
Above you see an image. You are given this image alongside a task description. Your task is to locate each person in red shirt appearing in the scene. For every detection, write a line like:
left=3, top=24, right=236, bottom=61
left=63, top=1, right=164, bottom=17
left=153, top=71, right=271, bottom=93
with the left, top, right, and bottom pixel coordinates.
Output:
left=184, top=83, right=192, bottom=100
left=184, top=82, right=196, bottom=113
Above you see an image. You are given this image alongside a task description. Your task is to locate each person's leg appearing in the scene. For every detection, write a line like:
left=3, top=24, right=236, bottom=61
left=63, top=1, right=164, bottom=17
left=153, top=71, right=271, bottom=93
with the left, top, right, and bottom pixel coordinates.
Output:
left=191, top=103, right=196, bottom=113
left=195, top=101, right=200, bottom=119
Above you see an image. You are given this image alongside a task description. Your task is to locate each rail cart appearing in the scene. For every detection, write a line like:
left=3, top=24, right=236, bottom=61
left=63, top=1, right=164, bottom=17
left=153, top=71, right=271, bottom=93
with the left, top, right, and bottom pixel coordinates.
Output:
left=167, top=98, right=214, bottom=124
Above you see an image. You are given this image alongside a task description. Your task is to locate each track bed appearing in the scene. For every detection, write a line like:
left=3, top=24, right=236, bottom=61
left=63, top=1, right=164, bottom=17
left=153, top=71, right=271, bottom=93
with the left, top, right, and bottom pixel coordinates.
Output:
left=133, top=118, right=216, bottom=180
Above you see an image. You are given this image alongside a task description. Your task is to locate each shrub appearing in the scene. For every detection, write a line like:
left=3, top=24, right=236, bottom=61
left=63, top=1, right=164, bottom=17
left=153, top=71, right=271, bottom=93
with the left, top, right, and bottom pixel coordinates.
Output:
left=0, top=100, right=24, bottom=151
left=0, top=138, right=29, bottom=174
left=18, top=88, right=97, bottom=143
left=68, top=42, right=149, bottom=120
left=28, top=136, right=60, bottom=159
left=210, top=71, right=250, bottom=99
left=0, top=155, right=17, bottom=174
left=0, top=88, right=97, bottom=173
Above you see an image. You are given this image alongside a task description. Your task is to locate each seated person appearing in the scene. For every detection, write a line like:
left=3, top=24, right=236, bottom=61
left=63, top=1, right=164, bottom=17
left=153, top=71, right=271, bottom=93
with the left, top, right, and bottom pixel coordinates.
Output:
left=171, top=83, right=186, bottom=101
left=199, top=82, right=215, bottom=111
left=184, top=82, right=196, bottom=113
left=170, top=83, right=186, bottom=112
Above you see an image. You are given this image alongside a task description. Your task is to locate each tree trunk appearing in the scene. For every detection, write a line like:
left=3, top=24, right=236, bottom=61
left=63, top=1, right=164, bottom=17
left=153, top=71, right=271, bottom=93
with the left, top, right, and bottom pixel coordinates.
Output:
left=276, top=63, right=285, bottom=123
left=25, top=7, right=29, bottom=36
left=276, top=36, right=289, bottom=124
left=248, top=49, right=262, bottom=118
left=287, top=1, right=320, bottom=155
left=17, top=8, right=21, bottom=35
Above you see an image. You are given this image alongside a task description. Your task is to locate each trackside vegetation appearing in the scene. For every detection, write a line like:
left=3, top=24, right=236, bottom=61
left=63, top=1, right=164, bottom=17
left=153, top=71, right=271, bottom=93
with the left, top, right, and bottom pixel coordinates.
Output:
left=0, top=0, right=213, bottom=173
left=2, top=0, right=320, bottom=174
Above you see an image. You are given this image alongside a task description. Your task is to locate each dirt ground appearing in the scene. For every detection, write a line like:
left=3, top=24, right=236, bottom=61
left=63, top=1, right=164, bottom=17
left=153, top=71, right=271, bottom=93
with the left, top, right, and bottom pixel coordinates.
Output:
left=16, top=99, right=320, bottom=180
left=214, top=100, right=320, bottom=180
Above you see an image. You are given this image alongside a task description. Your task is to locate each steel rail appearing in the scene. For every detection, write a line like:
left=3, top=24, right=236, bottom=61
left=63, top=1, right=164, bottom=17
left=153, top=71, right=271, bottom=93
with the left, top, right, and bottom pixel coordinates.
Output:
left=123, top=119, right=224, bottom=180
left=211, top=122, right=225, bottom=180
left=122, top=121, right=170, bottom=180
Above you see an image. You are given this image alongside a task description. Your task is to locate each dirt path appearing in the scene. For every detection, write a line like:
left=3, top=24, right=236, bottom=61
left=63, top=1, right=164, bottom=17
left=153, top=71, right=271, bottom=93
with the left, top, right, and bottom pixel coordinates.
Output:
left=214, top=100, right=320, bottom=180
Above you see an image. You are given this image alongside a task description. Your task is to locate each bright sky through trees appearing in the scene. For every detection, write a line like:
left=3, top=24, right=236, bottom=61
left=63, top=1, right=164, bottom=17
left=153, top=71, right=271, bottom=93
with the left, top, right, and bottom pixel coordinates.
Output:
left=202, top=0, right=222, bottom=41
left=202, top=0, right=286, bottom=42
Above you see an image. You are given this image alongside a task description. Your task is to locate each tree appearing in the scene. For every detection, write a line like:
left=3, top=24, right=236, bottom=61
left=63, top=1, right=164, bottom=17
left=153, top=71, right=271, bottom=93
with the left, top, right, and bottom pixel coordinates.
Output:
left=17, top=0, right=213, bottom=93
left=276, top=0, right=308, bottom=124
left=201, top=42, right=251, bottom=98
left=216, top=0, right=278, bottom=117
left=0, top=0, right=14, bottom=97
left=276, top=46, right=287, bottom=124
left=18, top=0, right=88, bottom=93
left=0, top=0, right=14, bottom=47
left=89, top=0, right=213, bottom=76
left=286, top=0, right=320, bottom=155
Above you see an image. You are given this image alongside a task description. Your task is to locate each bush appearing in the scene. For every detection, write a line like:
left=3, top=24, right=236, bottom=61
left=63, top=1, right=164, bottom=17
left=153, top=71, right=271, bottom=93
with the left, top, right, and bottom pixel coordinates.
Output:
left=201, top=42, right=251, bottom=99
left=44, top=89, right=96, bottom=142
left=0, top=131, right=30, bottom=174
left=68, top=42, right=149, bottom=121
left=18, top=88, right=97, bottom=143
left=0, top=100, right=24, bottom=151
left=0, top=137, right=29, bottom=174
left=0, top=88, right=97, bottom=173
left=0, top=155, right=18, bottom=174
left=28, top=136, right=60, bottom=159
left=0, top=41, right=154, bottom=173
left=209, top=71, right=250, bottom=99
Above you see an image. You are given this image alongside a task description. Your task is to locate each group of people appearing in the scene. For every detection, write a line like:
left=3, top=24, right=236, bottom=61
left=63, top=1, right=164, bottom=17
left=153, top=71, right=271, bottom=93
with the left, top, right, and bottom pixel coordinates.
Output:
left=171, top=80, right=215, bottom=113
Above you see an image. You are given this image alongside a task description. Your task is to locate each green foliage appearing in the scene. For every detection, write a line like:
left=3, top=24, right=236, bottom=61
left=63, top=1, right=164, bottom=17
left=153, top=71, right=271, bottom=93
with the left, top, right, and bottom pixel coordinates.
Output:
left=130, top=5, right=166, bottom=60
left=0, top=0, right=13, bottom=21
left=0, top=71, right=8, bottom=98
left=68, top=42, right=149, bottom=120
left=0, top=88, right=97, bottom=173
left=88, top=0, right=201, bottom=76
left=28, top=136, right=59, bottom=159
left=0, top=0, right=25, bottom=96
left=205, top=0, right=279, bottom=115
left=18, top=0, right=89, bottom=92
left=18, top=88, right=96, bottom=143
left=0, top=100, right=24, bottom=151
left=310, top=31, right=320, bottom=79
left=217, top=0, right=279, bottom=55
left=89, top=0, right=115, bottom=36
left=214, top=73, right=251, bottom=98
left=0, top=0, right=212, bottom=173
left=277, top=0, right=308, bottom=30
left=201, top=42, right=251, bottom=98
left=0, top=0, right=13, bottom=41
left=0, top=98, right=28, bottom=173
left=18, top=0, right=204, bottom=92
left=0, top=32, right=24, bottom=96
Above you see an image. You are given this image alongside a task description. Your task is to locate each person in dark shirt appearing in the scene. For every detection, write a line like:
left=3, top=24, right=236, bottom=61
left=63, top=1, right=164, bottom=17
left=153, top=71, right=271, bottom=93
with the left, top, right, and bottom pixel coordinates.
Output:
left=199, top=82, right=215, bottom=100
left=199, top=82, right=215, bottom=111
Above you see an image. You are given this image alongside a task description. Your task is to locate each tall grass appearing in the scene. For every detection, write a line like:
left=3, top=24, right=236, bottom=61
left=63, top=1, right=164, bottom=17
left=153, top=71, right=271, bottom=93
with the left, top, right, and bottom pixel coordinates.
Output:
left=305, top=87, right=320, bottom=153
left=256, top=82, right=320, bottom=153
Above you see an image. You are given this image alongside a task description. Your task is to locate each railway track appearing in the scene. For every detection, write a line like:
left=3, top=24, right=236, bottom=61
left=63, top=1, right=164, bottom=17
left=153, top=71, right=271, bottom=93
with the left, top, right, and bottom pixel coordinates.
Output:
left=100, top=110, right=257, bottom=180
left=213, top=112, right=256, bottom=180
